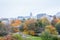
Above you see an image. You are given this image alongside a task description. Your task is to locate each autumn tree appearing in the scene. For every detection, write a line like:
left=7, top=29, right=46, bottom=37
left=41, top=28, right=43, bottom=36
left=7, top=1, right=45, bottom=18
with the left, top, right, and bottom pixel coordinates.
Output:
left=45, top=25, right=58, bottom=35
left=38, top=17, right=51, bottom=28
left=10, top=19, right=22, bottom=33
left=11, top=19, right=22, bottom=27
left=51, top=15, right=59, bottom=26
left=19, top=18, right=51, bottom=36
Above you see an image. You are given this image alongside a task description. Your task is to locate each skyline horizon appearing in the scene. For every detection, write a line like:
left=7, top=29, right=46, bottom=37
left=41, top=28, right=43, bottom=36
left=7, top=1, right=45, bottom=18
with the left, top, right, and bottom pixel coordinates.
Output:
left=0, top=12, right=59, bottom=18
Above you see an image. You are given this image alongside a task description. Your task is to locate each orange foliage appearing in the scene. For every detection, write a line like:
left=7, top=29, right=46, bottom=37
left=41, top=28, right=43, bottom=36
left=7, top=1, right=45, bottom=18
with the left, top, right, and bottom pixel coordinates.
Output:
left=54, top=18, right=60, bottom=23
left=25, top=19, right=36, bottom=25
left=21, top=19, right=36, bottom=35
left=11, top=20, right=22, bottom=27
left=0, top=37, right=4, bottom=40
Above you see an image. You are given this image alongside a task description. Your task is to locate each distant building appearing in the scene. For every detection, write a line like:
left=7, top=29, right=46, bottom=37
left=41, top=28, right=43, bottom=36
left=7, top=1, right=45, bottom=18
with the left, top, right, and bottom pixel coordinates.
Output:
left=24, top=16, right=30, bottom=20
left=46, top=15, right=53, bottom=22
left=37, top=13, right=46, bottom=19
left=30, top=12, right=33, bottom=18
left=17, top=16, right=24, bottom=20
left=9, top=18, right=16, bottom=24
left=56, top=12, right=60, bottom=18
left=1, top=18, right=9, bottom=25
left=36, top=13, right=53, bottom=22
left=17, top=12, right=33, bottom=20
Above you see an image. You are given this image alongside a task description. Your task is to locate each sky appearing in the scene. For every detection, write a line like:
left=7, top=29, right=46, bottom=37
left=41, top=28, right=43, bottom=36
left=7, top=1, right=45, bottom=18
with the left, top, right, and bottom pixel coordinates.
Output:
left=0, top=0, right=60, bottom=18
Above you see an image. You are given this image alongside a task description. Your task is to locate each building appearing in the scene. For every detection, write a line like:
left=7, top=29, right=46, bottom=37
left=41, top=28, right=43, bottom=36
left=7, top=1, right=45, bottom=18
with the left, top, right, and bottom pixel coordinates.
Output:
left=30, top=12, right=33, bottom=18
left=56, top=12, right=60, bottom=18
left=36, top=13, right=53, bottom=22
left=1, top=18, right=9, bottom=25
left=37, top=13, right=46, bottom=19
left=17, top=16, right=24, bottom=20
left=46, top=15, right=53, bottom=22
left=24, top=16, right=31, bottom=20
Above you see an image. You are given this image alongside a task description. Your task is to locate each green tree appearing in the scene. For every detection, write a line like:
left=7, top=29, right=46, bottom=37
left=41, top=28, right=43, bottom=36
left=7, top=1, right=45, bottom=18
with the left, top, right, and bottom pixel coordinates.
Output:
left=38, top=17, right=51, bottom=28
left=40, top=31, right=58, bottom=40
left=0, top=21, right=8, bottom=36
left=55, top=22, right=60, bottom=34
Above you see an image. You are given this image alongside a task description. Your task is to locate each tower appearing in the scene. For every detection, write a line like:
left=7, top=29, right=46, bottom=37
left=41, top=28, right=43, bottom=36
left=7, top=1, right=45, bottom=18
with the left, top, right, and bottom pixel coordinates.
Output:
left=30, top=12, right=32, bottom=18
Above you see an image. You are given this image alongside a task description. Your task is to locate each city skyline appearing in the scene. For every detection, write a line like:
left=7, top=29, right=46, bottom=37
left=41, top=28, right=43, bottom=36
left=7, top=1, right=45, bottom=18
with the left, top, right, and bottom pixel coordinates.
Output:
left=0, top=0, right=60, bottom=18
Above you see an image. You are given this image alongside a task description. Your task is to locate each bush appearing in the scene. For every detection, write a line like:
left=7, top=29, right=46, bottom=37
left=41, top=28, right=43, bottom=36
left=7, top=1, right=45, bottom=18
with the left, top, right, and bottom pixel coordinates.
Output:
left=58, top=37, right=60, bottom=40
left=45, top=25, right=58, bottom=35
left=12, top=33, right=23, bottom=40
left=40, top=31, right=58, bottom=40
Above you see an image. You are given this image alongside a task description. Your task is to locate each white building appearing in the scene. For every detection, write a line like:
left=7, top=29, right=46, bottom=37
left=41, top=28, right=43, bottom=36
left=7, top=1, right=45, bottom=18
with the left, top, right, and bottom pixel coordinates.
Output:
left=17, top=16, right=24, bottom=20
left=1, top=18, right=9, bottom=25
left=37, top=13, right=46, bottom=19
left=56, top=12, right=60, bottom=18
left=37, top=13, right=53, bottom=22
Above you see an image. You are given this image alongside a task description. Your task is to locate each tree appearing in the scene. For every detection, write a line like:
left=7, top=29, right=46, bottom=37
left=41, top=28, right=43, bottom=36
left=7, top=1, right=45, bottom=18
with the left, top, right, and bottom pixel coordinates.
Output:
left=0, top=21, right=8, bottom=36
left=51, top=16, right=59, bottom=26
left=19, top=18, right=44, bottom=35
left=11, top=19, right=22, bottom=27
left=45, top=25, right=58, bottom=35
left=38, top=17, right=51, bottom=28
left=55, top=21, right=60, bottom=34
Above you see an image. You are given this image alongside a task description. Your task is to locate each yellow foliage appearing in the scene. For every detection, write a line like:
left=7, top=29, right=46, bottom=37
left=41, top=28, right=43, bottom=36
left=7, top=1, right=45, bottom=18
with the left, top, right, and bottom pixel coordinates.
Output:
left=23, top=24, right=28, bottom=29
left=23, top=30, right=29, bottom=34
left=45, top=25, right=58, bottom=35
left=29, top=30, right=35, bottom=35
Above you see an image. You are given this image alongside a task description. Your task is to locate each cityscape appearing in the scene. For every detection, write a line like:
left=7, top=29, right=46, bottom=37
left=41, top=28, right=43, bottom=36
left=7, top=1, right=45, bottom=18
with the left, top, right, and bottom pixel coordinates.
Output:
left=0, top=0, right=60, bottom=40
left=0, top=12, right=60, bottom=23
left=0, top=12, right=60, bottom=40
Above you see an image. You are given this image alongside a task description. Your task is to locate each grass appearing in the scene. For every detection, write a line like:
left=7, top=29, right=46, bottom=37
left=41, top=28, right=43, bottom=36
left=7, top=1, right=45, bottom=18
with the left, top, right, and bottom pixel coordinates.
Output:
left=12, top=33, right=42, bottom=40
left=26, top=36, right=42, bottom=40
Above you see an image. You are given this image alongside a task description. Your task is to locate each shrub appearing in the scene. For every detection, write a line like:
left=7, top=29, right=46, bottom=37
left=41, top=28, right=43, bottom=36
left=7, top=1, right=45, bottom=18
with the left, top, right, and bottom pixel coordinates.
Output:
left=58, top=37, right=60, bottom=40
left=45, top=25, right=58, bottom=35
left=40, top=31, right=58, bottom=40
left=12, top=33, right=23, bottom=40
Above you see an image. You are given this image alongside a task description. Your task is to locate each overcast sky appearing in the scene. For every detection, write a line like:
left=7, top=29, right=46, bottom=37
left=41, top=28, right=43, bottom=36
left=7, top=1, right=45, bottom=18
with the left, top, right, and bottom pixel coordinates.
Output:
left=0, top=0, right=60, bottom=18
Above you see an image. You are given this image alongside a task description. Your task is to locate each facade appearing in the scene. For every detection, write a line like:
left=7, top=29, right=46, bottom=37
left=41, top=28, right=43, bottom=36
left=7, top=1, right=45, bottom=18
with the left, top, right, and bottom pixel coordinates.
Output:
left=46, top=15, right=53, bottom=22
left=37, top=13, right=46, bottom=19
left=37, top=13, right=53, bottom=22
left=1, top=18, right=9, bottom=25
left=17, top=16, right=24, bottom=20
left=56, top=12, right=60, bottom=18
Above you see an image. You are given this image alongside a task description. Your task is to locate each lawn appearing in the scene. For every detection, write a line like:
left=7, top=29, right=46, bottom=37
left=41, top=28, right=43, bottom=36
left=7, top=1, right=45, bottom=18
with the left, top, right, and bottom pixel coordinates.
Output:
left=26, top=36, right=42, bottom=40
left=12, top=33, right=42, bottom=40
